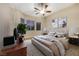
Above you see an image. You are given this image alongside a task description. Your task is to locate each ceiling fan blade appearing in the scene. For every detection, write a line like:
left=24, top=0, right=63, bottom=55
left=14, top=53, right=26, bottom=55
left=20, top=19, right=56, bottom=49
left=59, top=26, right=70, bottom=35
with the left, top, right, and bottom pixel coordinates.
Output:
left=34, top=7, right=40, bottom=11
left=46, top=11, right=52, bottom=13
left=35, top=12, right=39, bottom=15
left=45, top=5, right=48, bottom=9
left=43, top=14, right=45, bottom=16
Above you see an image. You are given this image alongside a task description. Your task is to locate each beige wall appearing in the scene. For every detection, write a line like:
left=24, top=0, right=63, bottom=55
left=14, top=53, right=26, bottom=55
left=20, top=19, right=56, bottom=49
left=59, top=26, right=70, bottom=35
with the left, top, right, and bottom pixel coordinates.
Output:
left=0, top=4, right=45, bottom=48
left=0, top=4, right=14, bottom=48
left=46, top=4, right=79, bottom=35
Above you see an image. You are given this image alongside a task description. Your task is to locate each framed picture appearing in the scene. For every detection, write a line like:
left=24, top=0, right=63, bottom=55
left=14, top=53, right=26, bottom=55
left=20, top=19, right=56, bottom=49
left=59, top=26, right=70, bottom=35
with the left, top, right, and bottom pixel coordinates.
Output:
left=58, top=17, right=67, bottom=28
left=52, top=16, right=67, bottom=28
left=36, top=22, right=41, bottom=30
left=52, top=19, right=58, bottom=28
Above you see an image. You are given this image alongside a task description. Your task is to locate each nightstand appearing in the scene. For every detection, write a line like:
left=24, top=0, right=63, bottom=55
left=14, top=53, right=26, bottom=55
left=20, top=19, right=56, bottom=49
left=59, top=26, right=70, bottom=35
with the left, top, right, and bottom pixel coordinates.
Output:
left=68, top=36, right=79, bottom=45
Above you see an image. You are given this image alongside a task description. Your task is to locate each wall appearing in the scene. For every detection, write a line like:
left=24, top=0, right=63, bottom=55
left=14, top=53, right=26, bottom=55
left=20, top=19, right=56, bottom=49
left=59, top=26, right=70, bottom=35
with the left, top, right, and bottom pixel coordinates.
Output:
left=45, top=4, right=79, bottom=35
left=0, top=4, right=45, bottom=48
left=0, top=4, right=14, bottom=48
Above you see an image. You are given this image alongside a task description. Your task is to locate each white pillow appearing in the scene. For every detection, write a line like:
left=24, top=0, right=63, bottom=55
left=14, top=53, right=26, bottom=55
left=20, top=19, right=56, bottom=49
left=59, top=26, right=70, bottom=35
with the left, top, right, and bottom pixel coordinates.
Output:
left=48, top=32, right=56, bottom=36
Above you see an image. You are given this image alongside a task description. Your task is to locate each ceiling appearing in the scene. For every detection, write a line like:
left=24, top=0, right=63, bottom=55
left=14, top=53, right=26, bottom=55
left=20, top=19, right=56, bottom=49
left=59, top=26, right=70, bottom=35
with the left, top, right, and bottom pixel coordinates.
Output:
left=8, top=3, right=74, bottom=17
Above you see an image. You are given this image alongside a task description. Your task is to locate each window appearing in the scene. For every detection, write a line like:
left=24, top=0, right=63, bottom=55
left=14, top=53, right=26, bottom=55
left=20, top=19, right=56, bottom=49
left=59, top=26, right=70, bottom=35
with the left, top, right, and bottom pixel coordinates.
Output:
left=26, top=20, right=35, bottom=30
left=36, top=22, right=41, bottom=30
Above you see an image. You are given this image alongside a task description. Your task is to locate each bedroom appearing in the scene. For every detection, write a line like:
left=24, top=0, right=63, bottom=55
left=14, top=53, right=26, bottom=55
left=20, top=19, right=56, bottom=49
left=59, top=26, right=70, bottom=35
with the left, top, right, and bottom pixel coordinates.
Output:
left=0, top=3, right=79, bottom=56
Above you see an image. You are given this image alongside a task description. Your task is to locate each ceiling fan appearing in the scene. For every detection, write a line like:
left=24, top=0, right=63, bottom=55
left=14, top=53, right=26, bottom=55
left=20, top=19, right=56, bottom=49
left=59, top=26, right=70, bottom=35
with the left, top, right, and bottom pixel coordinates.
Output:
left=34, top=3, right=52, bottom=16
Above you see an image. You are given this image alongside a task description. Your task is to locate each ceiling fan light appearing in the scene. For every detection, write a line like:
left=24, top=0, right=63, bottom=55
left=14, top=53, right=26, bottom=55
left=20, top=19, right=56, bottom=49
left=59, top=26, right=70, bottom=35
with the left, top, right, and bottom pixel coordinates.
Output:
left=40, top=10, right=45, bottom=14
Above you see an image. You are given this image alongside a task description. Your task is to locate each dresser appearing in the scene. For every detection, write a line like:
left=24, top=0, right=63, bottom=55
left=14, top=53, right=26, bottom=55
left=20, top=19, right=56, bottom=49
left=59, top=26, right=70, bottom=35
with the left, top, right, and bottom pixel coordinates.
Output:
left=0, top=41, right=27, bottom=56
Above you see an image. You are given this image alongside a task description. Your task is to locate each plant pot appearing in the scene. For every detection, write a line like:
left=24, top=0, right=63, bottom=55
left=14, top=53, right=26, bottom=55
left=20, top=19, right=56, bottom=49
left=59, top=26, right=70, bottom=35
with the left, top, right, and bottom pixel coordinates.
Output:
left=17, top=36, right=23, bottom=44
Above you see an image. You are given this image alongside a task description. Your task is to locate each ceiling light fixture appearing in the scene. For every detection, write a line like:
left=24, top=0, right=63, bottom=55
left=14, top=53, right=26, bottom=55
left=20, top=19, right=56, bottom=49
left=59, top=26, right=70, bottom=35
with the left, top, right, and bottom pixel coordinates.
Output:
left=34, top=3, right=52, bottom=16
left=40, top=9, right=45, bottom=14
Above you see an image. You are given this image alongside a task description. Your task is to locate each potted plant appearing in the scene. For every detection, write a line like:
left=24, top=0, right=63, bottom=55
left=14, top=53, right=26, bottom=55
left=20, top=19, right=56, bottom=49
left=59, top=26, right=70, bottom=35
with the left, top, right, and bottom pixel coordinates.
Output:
left=17, top=23, right=28, bottom=43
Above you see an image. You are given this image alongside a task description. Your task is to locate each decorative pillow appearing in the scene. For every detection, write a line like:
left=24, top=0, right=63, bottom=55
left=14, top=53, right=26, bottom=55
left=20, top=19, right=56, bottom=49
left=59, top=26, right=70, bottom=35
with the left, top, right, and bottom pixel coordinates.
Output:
left=48, top=32, right=56, bottom=36
left=54, top=33, right=65, bottom=38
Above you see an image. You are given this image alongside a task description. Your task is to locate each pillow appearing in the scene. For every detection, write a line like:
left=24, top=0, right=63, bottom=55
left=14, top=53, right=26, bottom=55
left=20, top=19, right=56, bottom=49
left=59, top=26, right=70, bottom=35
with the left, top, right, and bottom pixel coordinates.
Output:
left=48, top=32, right=56, bottom=36
left=54, top=33, right=65, bottom=38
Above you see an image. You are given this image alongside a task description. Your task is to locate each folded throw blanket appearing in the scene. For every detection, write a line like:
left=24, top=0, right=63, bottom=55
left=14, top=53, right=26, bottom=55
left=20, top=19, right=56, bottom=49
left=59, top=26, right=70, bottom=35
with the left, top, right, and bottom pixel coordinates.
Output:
left=52, top=40, right=65, bottom=56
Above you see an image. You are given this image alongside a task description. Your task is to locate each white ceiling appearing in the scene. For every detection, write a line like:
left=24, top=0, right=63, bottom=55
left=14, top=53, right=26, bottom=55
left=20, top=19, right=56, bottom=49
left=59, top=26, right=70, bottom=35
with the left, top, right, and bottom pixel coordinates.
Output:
left=8, top=3, right=74, bottom=17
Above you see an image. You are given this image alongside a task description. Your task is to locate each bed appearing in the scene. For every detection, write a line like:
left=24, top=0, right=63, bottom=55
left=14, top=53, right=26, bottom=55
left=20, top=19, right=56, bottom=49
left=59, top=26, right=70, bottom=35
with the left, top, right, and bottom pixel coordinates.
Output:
left=31, top=34, right=69, bottom=56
